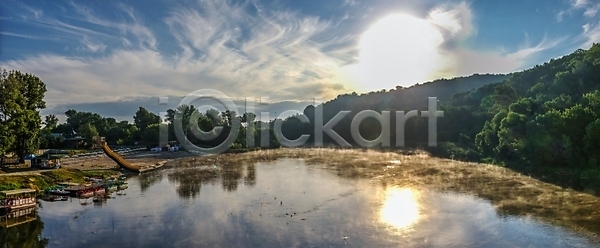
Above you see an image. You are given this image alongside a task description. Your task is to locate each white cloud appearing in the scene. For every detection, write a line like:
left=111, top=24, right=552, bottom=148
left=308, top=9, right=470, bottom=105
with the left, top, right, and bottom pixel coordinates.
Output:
left=452, top=36, right=567, bottom=75
left=80, top=37, right=107, bottom=52
left=556, top=10, right=566, bottom=22
left=571, top=0, right=589, bottom=9
left=16, top=1, right=43, bottom=19
left=581, top=21, right=600, bottom=48
left=583, top=3, right=600, bottom=18
left=1, top=0, right=354, bottom=106
left=0, top=31, right=57, bottom=40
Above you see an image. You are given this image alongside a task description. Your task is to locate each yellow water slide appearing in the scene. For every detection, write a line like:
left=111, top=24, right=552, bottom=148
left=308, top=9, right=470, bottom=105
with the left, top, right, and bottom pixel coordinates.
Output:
left=100, top=142, right=140, bottom=173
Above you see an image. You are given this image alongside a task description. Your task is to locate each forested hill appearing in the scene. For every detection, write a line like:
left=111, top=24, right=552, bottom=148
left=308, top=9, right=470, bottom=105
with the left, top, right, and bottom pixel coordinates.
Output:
left=318, top=73, right=508, bottom=114
left=440, top=44, right=600, bottom=171
left=290, top=44, right=600, bottom=179
left=290, top=73, right=508, bottom=146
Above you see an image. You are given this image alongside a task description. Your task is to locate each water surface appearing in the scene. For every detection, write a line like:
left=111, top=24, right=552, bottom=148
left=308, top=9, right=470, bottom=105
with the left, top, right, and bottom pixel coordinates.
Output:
left=2, top=158, right=598, bottom=247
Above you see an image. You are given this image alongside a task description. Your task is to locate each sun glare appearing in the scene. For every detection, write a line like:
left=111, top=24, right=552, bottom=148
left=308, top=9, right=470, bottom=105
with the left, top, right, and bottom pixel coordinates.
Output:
left=349, top=14, right=445, bottom=92
left=380, top=187, right=420, bottom=231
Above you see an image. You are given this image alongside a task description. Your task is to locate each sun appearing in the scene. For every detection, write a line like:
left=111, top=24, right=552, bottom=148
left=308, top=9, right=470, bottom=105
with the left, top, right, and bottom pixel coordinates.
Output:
left=348, top=14, right=445, bottom=92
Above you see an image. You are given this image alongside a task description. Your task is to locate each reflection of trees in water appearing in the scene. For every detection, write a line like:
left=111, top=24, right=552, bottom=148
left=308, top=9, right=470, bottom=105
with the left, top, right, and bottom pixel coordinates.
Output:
left=0, top=211, right=48, bottom=247
left=221, top=164, right=243, bottom=192
left=244, top=164, right=256, bottom=186
left=168, top=169, right=218, bottom=198
left=139, top=170, right=164, bottom=192
left=167, top=164, right=256, bottom=198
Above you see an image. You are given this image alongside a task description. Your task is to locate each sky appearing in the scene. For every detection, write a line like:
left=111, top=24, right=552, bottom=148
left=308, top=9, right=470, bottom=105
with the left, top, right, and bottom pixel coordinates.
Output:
left=1, top=0, right=599, bottom=121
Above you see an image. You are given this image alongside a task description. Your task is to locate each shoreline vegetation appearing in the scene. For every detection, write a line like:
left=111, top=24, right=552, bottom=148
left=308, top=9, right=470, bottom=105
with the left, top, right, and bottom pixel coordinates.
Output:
left=0, top=168, right=119, bottom=192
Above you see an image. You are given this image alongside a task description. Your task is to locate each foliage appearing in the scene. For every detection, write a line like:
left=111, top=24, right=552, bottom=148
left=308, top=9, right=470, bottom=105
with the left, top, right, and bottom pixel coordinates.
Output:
left=440, top=43, right=600, bottom=175
left=0, top=68, right=47, bottom=160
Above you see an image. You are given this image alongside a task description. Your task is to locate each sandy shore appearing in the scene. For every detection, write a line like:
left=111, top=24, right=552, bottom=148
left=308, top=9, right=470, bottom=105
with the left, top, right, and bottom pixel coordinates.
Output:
left=60, top=150, right=193, bottom=171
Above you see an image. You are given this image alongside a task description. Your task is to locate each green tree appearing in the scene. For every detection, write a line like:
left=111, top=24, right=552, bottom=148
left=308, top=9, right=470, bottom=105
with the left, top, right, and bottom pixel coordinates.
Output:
left=134, top=107, right=161, bottom=131
left=79, top=122, right=99, bottom=146
left=0, top=69, right=47, bottom=161
left=43, top=114, right=59, bottom=130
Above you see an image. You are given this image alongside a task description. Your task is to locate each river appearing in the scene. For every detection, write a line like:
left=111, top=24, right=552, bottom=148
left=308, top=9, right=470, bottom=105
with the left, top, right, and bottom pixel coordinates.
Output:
left=1, top=158, right=598, bottom=247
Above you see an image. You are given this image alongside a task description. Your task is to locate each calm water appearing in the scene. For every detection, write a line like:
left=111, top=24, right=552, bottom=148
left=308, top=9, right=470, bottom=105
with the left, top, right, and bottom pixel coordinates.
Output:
left=1, top=158, right=598, bottom=247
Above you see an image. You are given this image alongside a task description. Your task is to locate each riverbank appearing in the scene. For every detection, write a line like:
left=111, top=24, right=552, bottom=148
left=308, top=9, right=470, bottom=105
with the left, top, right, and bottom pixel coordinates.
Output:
left=167, top=148, right=600, bottom=238
left=0, top=168, right=119, bottom=192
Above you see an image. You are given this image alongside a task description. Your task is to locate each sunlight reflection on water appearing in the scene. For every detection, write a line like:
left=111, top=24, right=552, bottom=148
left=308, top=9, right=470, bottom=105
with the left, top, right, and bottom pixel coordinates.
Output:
left=380, top=187, right=420, bottom=231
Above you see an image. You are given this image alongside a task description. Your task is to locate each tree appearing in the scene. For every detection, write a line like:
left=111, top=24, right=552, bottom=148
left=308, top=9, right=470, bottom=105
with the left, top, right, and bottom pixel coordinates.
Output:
left=79, top=122, right=99, bottom=146
left=0, top=69, right=47, bottom=161
left=141, top=123, right=165, bottom=144
left=43, top=114, right=59, bottom=130
left=134, top=107, right=161, bottom=131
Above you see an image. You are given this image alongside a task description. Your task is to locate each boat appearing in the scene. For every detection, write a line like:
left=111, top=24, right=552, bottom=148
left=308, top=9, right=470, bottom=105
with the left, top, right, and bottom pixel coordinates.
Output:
left=107, top=185, right=118, bottom=192
left=0, top=189, right=37, bottom=214
left=75, top=189, right=94, bottom=198
left=47, top=188, right=70, bottom=196
left=94, top=187, right=106, bottom=196
left=117, top=182, right=128, bottom=190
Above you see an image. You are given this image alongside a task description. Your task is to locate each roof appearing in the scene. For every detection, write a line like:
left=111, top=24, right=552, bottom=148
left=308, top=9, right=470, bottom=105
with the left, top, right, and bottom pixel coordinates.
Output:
left=38, top=154, right=65, bottom=159
left=0, top=189, right=37, bottom=195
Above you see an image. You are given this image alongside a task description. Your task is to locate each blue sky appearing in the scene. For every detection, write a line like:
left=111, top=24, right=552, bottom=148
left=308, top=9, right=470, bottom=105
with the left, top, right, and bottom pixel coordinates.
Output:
left=1, top=0, right=599, bottom=120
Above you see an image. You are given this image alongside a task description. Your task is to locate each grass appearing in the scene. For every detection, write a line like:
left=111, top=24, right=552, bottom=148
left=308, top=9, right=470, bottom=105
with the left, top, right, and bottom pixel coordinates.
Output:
left=167, top=148, right=600, bottom=238
left=0, top=168, right=120, bottom=193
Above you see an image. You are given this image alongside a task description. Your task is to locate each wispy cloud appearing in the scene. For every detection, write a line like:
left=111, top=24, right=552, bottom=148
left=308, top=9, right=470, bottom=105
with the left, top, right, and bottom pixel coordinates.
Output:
left=16, top=1, right=43, bottom=19
left=570, top=0, right=589, bottom=9
left=0, top=31, right=57, bottom=41
left=2, top=0, right=354, bottom=106
left=583, top=3, right=600, bottom=18
left=581, top=21, right=600, bottom=48
left=434, top=3, right=564, bottom=76
left=556, top=10, right=566, bottom=22
left=80, top=36, right=107, bottom=52
left=68, top=1, right=157, bottom=50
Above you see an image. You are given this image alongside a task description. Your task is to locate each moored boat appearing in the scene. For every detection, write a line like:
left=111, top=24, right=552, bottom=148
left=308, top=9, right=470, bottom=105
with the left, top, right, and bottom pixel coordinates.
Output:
left=47, top=188, right=70, bottom=196
left=94, top=187, right=106, bottom=196
left=75, top=189, right=94, bottom=198
left=117, top=182, right=128, bottom=190
left=1, top=189, right=37, bottom=213
left=107, top=185, right=118, bottom=192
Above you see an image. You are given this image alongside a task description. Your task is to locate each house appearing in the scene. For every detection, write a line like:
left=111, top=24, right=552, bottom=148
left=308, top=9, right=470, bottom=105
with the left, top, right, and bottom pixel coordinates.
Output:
left=52, top=129, right=86, bottom=148
left=31, top=150, right=66, bottom=169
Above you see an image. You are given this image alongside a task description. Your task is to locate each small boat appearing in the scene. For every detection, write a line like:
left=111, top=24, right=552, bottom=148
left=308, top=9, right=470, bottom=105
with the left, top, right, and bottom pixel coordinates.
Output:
left=48, top=195, right=68, bottom=201
left=85, top=177, right=103, bottom=183
left=94, top=187, right=106, bottom=196
left=76, top=189, right=94, bottom=198
left=107, top=185, right=118, bottom=192
left=48, top=189, right=70, bottom=196
left=117, top=183, right=128, bottom=190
